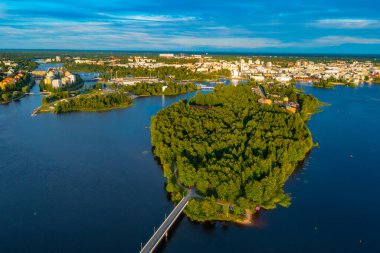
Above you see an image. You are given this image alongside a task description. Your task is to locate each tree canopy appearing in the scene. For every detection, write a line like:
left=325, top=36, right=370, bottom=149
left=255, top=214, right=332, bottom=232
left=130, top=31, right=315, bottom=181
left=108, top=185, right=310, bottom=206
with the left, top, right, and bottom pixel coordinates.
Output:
left=151, top=83, right=320, bottom=222
left=53, top=91, right=133, bottom=114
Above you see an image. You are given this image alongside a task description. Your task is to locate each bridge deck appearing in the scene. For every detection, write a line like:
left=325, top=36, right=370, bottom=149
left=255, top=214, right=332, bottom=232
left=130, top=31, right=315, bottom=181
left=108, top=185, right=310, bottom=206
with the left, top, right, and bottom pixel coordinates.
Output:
left=140, top=190, right=194, bottom=253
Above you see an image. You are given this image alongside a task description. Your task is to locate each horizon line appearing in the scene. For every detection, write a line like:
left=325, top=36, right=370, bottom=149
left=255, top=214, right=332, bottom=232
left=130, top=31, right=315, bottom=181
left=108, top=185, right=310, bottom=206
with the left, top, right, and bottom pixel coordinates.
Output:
left=1, top=48, right=380, bottom=57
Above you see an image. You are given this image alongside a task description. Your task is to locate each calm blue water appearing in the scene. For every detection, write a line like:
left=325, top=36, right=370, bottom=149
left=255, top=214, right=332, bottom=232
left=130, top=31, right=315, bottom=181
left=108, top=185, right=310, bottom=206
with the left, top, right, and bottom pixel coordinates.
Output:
left=159, top=84, right=380, bottom=253
left=35, top=63, right=64, bottom=71
left=1, top=80, right=380, bottom=252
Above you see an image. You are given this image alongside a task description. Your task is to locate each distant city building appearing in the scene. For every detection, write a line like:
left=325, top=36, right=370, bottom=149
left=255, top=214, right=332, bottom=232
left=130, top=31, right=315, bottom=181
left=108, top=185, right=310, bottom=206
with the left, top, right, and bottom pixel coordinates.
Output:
left=251, top=75, right=265, bottom=82
left=159, top=54, right=174, bottom=58
left=68, top=74, right=76, bottom=83
left=231, top=69, right=240, bottom=78
left=52, top=79, right=62, bottom=88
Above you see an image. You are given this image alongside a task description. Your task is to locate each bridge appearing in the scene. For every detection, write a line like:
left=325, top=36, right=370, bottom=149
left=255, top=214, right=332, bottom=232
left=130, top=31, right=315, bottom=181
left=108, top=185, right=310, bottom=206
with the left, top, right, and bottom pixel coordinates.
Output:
left=27, top=92, right=51, bottom=95
left=198, top=84, right=214, bottom=90
left=81, top=77, right=102, bottom=82
left=140, top=188, right=196, bottom=253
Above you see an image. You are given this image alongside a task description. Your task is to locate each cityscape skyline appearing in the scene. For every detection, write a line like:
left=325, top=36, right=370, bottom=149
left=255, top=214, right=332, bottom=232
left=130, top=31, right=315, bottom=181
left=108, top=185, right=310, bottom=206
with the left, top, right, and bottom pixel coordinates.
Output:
left=0, top=0, right=380, bottom=54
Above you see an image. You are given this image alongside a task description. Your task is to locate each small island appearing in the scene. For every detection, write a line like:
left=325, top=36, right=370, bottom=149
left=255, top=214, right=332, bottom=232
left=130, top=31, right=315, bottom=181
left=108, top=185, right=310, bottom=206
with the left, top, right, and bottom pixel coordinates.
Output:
left=36, top=85, right=134, bottom=114
left=35, top=82, right=198, bottom=114
left=151, top=83, right=321, bottom=223
left=313, top=77, right=357, bottom=89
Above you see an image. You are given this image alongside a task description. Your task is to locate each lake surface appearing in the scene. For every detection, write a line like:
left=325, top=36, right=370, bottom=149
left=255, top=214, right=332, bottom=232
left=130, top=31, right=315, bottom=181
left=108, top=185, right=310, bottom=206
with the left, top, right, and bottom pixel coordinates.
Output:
left=1, top=78, right=380, bottom=252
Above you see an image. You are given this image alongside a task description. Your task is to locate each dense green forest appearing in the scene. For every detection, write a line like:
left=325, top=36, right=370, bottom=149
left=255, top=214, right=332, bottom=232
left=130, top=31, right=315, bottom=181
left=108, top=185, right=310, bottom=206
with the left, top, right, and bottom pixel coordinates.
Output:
left=151, top=83, right=321, bottom=222
left=52, top=91, right=133, bottom=114
left=0, top=73, right=34, bottom=104
left=121, top=82, right=197, bottom=96
left=41, top=91, right=78, bottom=104
left=65, top=64, right=231, bottom=81
left=38, top=81, right=197, bottom=114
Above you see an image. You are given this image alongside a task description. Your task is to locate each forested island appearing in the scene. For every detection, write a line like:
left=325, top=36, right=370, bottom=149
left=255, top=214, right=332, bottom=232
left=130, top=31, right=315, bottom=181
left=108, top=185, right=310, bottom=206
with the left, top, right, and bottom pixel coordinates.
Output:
left=313, top=77, right=356, bottom=89
left=151, top=83, right=321, bottom=223
left=36, top=82, right=198, bottom=114
left=36, top=84, right=133, bottom=114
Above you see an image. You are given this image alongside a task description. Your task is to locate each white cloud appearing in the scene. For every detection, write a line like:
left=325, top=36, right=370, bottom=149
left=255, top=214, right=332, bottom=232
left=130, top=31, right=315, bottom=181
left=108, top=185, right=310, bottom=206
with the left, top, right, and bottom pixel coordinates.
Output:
left=313, top=19, right=380, bottom=29
left=1, top=15, right=380, bottom=51
left=285, top=36, right=380, bottom=49
left=0, top=3, right=6, bottom=19
left=312, top=36, right=380, bottom=46
left=168, top=37, right=287, bottom=49
left=97, top=13, right=197, bottom=22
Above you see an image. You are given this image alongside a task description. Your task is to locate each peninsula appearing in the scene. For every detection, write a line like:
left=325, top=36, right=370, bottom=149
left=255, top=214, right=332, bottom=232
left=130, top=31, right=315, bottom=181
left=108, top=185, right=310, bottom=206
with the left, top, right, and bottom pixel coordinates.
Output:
left=35, top=87, right=134, bottom=114
left=151, top=83, right=321, bottom=222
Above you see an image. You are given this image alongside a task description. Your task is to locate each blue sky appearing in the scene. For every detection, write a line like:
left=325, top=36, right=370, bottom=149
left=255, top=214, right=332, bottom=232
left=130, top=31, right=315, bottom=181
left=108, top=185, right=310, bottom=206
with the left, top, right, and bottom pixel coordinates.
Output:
left=0, top=0, right=379, bottom=54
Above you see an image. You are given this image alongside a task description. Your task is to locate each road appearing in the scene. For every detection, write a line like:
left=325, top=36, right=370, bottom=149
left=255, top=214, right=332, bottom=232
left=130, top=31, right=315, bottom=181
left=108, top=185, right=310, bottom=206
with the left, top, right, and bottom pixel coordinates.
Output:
left=140, top=188, right=196, bottom=253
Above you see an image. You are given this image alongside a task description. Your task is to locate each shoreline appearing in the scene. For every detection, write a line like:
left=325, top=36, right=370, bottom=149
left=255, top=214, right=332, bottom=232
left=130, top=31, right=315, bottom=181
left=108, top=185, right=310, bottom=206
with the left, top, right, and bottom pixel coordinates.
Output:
left=1, top=92, right=29, bottom=105
left=33, top=101, right=134, bottom=115
left=153, top=93, right=320, bottom=224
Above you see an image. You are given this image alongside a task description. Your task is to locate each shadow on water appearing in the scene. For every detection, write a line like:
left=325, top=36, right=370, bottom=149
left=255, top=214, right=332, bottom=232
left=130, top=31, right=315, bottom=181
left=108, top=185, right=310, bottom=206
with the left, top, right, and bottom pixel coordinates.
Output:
left=290, top=150, right=312, bottom=177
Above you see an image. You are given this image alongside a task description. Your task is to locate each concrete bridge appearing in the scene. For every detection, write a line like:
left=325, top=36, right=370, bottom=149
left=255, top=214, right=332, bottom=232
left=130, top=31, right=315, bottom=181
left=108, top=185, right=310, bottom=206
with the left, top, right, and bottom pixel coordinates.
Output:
left=27, top=92, right=51, bottom=95
left=140, top=188, right=196, bottom=253
left=198, top=84, right=214, bottom=90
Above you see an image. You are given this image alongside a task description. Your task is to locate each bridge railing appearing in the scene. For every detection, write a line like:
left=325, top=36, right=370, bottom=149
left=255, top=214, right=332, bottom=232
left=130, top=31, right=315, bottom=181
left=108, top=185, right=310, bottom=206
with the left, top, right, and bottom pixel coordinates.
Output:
left=140, top=196, right=188, bottom=253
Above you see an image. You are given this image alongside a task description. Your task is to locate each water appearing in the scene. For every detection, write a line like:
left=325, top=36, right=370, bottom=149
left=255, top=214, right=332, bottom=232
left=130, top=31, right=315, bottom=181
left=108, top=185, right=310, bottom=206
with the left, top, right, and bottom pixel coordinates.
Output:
left=35, top=63, right=64, bottom=71
left=157, top=84, right=380, bottom=253
left=1, top=78, right=380, bottom=252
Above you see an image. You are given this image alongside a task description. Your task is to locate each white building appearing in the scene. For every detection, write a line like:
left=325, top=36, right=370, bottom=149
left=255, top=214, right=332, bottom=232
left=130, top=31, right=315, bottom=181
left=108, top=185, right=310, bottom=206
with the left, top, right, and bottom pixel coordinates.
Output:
left=231, top=69, right=240, bottom=78
left=52, top=79, right=62, bottom=88
left=196, top=67, right=209, bottom=73
left=251, top=75, right=265, bottom=82
left=61, top=77, right=70, bottom=85
left=68, top=74, right=76, bottom=84
left=275, top=76, right=292, bottom=82
left=159, top=54, right=174, bottom=58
